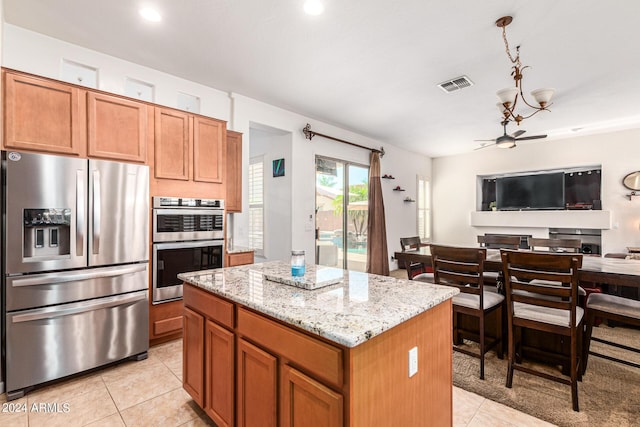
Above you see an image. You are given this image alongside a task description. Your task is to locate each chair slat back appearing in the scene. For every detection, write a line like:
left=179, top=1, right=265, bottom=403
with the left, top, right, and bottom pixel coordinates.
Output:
left=400, top=236, right=423, bottom=251
left=431, top=245, right=486, bottom=296
left=528, top=237, right=582, bottom=253
left=501, top=249, right=582, bottom=313
left=478, top=235, right=521, bottom=249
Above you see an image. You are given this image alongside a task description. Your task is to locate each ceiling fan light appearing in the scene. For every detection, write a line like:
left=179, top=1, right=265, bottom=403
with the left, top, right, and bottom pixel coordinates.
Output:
left=496, top=87, right=518, bottom=106
left=496, top=135, right=516, bottom=148
left=531, top=88, right=555, bottom=107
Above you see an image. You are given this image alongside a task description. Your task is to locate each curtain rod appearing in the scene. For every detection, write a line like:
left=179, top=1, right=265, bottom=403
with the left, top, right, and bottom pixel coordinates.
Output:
left=303, top=123, right=385, bottom=157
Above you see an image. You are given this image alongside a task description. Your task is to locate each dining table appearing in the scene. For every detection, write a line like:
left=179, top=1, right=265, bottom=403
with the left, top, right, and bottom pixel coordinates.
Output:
left=394, top=245, right=640, bottom=289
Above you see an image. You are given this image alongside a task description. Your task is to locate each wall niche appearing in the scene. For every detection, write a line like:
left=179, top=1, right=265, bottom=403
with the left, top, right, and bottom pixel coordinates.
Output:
left=479, top=167, right=602, bottom=212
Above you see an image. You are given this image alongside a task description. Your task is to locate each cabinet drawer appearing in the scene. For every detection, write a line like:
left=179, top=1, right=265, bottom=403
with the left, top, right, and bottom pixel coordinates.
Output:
left=227, top=251, right=254, bottom=267
left=153, top=316, right=183, bottom=336
left=184, top=284, right=234, bottom=329
left=237, top=308, right=343, bottom=388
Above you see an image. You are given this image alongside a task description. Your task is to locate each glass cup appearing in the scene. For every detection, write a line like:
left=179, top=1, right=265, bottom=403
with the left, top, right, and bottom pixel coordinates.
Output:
left=291, top=250, right=305, bottom=277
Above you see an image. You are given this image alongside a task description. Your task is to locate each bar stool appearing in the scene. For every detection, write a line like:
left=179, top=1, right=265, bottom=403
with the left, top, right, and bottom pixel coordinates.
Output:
left=582, top=293, right=640, bottom=373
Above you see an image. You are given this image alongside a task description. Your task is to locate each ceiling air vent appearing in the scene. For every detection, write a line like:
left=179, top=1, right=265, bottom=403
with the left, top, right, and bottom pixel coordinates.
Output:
left=437, top=75, right=474, bottom=93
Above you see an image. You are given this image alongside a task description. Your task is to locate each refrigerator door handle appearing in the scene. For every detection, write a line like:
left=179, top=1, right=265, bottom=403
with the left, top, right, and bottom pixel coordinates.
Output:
left=92, top=169, right=101, bottom=254
left=76, top=170, right=85, bottom=256
left=10, top=263, right=148, bottom=287
left=10, top=291, right=147, bottom=323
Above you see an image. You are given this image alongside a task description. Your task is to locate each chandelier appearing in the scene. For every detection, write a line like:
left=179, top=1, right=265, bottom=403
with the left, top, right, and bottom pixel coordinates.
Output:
left=495, top=16, right=554, bottom=126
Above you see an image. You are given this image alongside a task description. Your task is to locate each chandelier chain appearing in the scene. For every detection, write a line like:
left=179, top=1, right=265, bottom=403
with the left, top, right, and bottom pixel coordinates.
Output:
left=501, top=26, right=521, bottom=68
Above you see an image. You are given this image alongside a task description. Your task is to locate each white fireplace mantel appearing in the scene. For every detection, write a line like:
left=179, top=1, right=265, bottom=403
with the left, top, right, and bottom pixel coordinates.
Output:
left=469, top=210, right=612, bottom=229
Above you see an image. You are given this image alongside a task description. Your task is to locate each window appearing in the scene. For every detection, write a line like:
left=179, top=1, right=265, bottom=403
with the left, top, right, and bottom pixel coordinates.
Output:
left=417, top=176, right=431, bottom=240
left=248, top=156, right=264, bottom=256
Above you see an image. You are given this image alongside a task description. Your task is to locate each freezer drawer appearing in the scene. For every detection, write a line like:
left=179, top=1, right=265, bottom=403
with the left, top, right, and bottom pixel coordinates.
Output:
left=6, top=290, right=149, bottom=396
left=6, top=263, right=148, bottom=311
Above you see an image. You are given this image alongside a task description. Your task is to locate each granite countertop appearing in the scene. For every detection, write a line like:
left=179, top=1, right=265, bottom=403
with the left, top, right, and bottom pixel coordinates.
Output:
left=226, top=246, right=255, bottom=254
left=178, top=260, right=458, bottom=348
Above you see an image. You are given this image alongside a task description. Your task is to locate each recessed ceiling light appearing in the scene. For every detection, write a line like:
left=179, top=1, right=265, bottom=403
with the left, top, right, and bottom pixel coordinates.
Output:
left=139, top=7, right=161, bottom=22
left=304, top=0, right=324, bottom=16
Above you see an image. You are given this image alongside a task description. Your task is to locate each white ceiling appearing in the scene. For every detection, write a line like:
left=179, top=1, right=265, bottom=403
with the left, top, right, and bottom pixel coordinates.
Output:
left=4, top=0, right=640, bottom=157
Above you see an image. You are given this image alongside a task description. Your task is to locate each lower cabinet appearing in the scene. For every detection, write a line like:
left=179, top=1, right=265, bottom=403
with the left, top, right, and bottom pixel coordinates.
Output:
left=183, top=284, right=345, bottom=427
left=237, top=338, right=277, bottom=427
left=149, top=300, right=184, bottom=342
left=226, top=251, right=254, bottom=267
left=183, top=307, right=204, bottom=407
left=205, top=320, right=235, bottom=427
left=281, top=365, right=343, bottom=427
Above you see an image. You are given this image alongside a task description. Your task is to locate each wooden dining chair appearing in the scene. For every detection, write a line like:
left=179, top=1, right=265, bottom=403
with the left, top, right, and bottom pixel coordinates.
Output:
left=477, top=235, right=521, bottom=291
left=400, top=237, right=431, bottom=280
left=528, top=237, right=582, bottom=253
left=501, top=249, right=584, bottom=411
left=527, top=237, right=588, bottom=303
left=582, top=293, right=640, bottom=373
left=477, top=235, right=521, bottom=249
left=429, top=245, right=504, bottom=379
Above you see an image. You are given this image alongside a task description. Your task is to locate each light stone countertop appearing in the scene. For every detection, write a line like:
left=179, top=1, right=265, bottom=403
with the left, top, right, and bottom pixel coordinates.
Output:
left=178, top=260, right=458, bottom=348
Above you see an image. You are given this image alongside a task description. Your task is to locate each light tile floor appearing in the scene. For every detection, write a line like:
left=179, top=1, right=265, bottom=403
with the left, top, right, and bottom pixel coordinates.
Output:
left=0, top=339, right=555, bottom=427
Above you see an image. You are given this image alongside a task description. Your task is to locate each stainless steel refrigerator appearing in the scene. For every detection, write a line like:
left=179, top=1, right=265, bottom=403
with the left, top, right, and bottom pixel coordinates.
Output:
left=2, top=151, right=150, bottom=400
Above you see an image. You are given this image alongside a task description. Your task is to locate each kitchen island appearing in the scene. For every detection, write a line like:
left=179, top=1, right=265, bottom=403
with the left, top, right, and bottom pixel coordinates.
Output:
left=178, top=261, right=458, bottom=427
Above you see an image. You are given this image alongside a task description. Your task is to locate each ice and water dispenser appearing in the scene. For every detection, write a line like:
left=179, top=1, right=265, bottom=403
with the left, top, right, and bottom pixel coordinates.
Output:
left=23, top=208, right=71, bottom=258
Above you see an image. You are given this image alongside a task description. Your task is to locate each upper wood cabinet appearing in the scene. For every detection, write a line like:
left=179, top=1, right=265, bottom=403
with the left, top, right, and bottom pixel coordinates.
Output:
left=3, top=69, right=149, bottom=163
left=154, top=107, right=226, bottom=185
left=194, top=116, right=225, bottom=183
left=226, top=131, right=243, bottom=212
left=3, top=70, right=85, bottom=156
left=154, top=108, right=190, bottom=180
left=87, top=92, right=148, bottom=163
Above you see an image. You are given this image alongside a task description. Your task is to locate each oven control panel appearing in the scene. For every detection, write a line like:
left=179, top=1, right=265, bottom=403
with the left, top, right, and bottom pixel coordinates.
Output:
left=153, top=197, right=224, bottom=209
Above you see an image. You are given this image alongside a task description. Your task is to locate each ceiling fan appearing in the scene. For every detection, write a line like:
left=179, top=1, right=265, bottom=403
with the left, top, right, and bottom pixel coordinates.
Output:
left=475, top=122, right=547, bottom=150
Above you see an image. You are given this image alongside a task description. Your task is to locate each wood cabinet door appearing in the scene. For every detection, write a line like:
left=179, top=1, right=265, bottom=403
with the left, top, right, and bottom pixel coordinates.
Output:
left=205, top=320, right=235, bottom=427
left=193, top=116, right=225, bottom=183
left=3, top=71, right=84, bottom=155
left=281, top=365, right=343, bottom=427
left=154, top=107, right=191, bottom=180
left=237, top=338, right=277, bottom=427
left=183, top=307, right=205, bottom=407
left=87, top=92, right=148, bottom=162
left=226, top=131, right=243, bottom=212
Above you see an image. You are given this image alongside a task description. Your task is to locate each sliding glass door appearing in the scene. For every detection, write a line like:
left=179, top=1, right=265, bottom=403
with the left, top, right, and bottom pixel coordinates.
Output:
left=315, top=156, right=369, bottom=271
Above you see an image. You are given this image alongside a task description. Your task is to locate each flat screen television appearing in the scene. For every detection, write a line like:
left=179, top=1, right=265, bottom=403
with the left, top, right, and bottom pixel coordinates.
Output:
left=496, top=172, right=565, bottom=210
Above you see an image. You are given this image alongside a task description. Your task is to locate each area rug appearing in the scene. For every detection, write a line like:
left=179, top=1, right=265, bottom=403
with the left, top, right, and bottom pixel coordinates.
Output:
left=453, top=325, right=640, bottom=426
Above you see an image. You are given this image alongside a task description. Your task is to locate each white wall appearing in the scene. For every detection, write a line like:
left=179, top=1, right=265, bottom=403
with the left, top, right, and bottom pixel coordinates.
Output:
left=231, top=93, right=431, bottom=267
left=2, top=24, right=230, bottom=120
left=249, top=126, right=293, bottom=262
left=432, top=129, right=640, bottom=254
left=2, top=25, right=432, bottom=271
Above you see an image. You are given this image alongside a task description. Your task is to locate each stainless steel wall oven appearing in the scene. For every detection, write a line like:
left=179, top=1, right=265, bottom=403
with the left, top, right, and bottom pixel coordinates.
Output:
left=152, top=197, right=224, bottom=304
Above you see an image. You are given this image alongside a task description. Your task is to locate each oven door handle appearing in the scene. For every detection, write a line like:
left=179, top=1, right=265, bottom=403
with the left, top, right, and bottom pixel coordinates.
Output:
left=10, top=291, right=147, bottom=323
left=153, top=240, right=224, bottom=250
left=154, top=208, right=223, bottom=216
left=9, top=264, right=148, bottom=288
